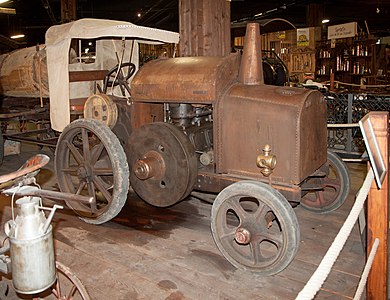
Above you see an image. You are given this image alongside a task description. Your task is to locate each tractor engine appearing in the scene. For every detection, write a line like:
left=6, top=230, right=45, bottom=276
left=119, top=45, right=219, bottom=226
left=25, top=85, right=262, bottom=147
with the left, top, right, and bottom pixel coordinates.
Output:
left=167, top=103, right=214, bottom=166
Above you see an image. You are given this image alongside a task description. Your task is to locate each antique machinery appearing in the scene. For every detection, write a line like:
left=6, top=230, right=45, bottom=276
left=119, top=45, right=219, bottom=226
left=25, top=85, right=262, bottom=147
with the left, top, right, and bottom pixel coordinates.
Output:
left=54, top=22, right=350, bottom=276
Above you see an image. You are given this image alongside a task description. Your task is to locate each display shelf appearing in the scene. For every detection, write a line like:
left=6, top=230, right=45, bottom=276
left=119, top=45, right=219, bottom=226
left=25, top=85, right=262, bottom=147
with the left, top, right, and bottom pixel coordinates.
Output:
left=315, top=36, right=376, bottom=87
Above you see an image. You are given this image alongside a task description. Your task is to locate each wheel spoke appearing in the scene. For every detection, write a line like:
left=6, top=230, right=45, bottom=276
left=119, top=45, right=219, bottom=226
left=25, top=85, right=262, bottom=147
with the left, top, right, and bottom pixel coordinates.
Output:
left=253, top=201, right=268, bottom=222
left=75, top=181, right=87, bottom=195
left=316, top=190, right=326, bottom=207
left=93, top=175, right=113, bottom=203
left=324, top=177, right=341, bottom=190
left=61, top=166, right=79, bottom=175
left=91, top=143, right=105, bottom=165
left=259, top=231, right=283, bottom=248
left=219, top=229, right=236, bottom=241
left=228, top=200, right=248, bottom=220
left=64, top=285, right=77, bottom=300
left=82, top=128, right=91, bottom=162
left=250, top=241, right=264, bottom=265
left=64, top=140, right=83, bottom=165
left=93, top=168, right=114, bottom=176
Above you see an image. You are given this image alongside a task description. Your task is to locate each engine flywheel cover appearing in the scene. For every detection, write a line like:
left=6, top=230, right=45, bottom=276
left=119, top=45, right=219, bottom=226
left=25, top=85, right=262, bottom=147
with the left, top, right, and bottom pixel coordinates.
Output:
left=129, top=122, right=198, bottom=207
left=83, top=94, right=118, bottom=129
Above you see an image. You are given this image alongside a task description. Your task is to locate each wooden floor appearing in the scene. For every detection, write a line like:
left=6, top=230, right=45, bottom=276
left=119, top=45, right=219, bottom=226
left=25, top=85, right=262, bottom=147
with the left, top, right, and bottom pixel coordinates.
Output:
left=0, top=146, right=368, bottom=299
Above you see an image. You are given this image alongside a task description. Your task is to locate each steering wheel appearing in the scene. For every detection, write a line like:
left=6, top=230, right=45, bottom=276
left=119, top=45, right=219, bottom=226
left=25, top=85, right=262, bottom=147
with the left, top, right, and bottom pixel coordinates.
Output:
left=103, top=62, right=136, bottom=96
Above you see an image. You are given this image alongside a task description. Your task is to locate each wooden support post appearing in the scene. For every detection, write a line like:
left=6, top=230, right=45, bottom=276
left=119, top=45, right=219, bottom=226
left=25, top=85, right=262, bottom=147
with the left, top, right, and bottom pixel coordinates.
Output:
left=330, top=73, right=335, bottom=92
left=367, top=112, right=389, bottom=299
left=179, top=0, right=230, bottom=57
left=61, top=0, right=77, bottom=23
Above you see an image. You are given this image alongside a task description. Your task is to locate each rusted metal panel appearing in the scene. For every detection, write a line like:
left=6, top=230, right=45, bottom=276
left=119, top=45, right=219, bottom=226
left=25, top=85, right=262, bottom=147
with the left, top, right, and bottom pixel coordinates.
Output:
left=215, top=84, right=327, bottom=184
left=131, top=53, right=240, bottom=103
left=129, top=102, right=164, bottom=129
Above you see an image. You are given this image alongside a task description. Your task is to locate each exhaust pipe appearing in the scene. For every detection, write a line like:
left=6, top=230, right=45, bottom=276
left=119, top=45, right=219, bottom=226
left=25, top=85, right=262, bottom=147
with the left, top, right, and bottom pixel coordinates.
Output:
left=238, top=22, right=264, bottom=85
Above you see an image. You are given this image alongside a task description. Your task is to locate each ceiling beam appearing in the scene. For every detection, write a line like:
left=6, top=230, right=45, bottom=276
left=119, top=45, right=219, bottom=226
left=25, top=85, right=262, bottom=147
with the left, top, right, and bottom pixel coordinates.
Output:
left=41, top=0, right=57, bottom=24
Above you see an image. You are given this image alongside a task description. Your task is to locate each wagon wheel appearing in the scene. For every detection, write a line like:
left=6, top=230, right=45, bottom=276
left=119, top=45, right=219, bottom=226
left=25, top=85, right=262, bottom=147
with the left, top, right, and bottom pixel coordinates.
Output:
left=4, top=262, right=90, bottom=299
left=300, top=150, right=350, bottom=213
left=211, top=181, right=300, bottom=275
left=55, top=119, right=129, bottom=224
left=49, top=261, right=91, bottom=300
left=128, top=122, right=198, bottom=207
left=103, top=62, right=136, bottom=96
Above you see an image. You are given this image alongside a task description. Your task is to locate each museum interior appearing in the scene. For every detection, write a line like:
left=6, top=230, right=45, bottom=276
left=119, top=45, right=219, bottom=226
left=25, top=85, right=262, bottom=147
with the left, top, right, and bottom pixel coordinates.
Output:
left=0, top=0, right=388, bottom=299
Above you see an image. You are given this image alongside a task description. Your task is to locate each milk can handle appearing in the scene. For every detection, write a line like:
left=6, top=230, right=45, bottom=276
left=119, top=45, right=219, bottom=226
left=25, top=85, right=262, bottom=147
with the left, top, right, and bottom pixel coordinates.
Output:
left=41, top=204, right=63, bottom=234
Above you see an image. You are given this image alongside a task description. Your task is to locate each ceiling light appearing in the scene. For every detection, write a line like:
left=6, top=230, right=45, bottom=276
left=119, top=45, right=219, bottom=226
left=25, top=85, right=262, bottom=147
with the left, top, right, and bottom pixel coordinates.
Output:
left=10, top=34, right=24, bottom=39
left=322, top=19, right=330, bottom=24
left=137, top=12, right=141, bottom=18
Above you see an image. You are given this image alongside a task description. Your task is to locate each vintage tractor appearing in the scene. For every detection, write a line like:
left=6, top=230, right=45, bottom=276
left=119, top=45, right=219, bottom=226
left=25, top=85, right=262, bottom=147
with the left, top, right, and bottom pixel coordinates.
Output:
left=45, top=21, right=350, bottom=276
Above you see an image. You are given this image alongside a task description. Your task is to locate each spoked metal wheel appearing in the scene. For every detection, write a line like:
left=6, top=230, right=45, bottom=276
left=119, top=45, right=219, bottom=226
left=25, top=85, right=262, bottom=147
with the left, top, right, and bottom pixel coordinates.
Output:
left=3, top=262, right=90, bottom=299
left=55, top=119, right=129, bottom=224
left=211, top=181, right=300, bottom=276
left=49, top=261, right=90, bottom=300
left=300, top=150, right=350, bottom=213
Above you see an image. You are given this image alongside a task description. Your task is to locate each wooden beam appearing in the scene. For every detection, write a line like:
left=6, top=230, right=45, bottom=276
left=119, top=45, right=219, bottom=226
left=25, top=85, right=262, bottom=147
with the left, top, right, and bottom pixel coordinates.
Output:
left=367, top=112, right=389, bottom=299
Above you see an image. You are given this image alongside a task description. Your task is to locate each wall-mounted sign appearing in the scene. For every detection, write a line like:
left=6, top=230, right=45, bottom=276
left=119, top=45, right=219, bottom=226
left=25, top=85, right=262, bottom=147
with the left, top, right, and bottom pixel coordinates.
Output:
left=328, top=22, right=357, bottom=40
left=275, top=31, right=286, bottom=40
left=297, top=28, right=309, bottom=47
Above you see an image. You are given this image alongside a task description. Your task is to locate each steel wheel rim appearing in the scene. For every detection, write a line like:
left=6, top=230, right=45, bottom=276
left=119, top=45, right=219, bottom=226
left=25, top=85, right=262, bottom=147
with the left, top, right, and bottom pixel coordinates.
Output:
left=213, top=194, right=287, bottom=269
left=301, top=157, right=343, bottom=210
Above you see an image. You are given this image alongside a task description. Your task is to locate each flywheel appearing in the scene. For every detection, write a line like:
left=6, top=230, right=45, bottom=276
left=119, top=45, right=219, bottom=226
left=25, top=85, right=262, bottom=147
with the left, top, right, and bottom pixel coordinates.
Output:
left=128, top=122, right=198, bottom=207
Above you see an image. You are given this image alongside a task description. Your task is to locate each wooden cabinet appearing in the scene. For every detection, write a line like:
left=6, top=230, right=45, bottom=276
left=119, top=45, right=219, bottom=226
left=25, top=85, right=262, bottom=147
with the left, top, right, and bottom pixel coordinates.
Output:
left=287, top=47, right=316, bottom=82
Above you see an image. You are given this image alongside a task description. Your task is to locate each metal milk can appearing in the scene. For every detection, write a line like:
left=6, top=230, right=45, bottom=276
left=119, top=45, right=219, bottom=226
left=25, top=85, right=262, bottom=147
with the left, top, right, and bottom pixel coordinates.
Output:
left=5, top=196, right=59, bottom=294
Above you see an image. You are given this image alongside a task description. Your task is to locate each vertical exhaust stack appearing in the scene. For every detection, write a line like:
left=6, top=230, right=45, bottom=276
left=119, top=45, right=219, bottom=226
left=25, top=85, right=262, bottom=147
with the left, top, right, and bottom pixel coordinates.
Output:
left=238, top=22, right=264, bottom=85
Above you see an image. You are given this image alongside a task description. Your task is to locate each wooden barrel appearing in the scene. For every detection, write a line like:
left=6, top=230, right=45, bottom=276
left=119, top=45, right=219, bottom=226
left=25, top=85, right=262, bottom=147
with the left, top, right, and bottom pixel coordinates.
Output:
left=0, top=45, right=49, bottom=98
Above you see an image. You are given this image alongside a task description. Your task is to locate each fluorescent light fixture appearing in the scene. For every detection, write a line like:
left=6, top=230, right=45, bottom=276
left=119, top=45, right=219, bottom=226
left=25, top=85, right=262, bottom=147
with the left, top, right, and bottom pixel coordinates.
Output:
left=322, top=19, right=330, bottom=24
left=0, top=0, right=10, bottom=4
left=10, top=34, right=25, bottom=39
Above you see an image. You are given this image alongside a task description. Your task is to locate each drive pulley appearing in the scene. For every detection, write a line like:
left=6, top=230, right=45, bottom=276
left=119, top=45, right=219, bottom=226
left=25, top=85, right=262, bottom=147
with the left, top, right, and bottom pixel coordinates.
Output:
left=128, top=122, right=198, bottom=207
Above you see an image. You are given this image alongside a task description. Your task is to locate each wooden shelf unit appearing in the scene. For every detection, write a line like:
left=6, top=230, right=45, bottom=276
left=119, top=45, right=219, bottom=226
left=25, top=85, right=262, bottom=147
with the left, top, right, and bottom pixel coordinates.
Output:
left=315, top=36, right=377, bottom=86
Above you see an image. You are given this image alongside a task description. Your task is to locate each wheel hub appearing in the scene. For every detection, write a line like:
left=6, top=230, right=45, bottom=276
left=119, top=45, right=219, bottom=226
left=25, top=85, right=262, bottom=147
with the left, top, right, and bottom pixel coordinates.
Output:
left=234, top=227, right=251, bottom=244
left=134, top=151, right=165, bottom=180
left=77, top=165, right=93, bottom=182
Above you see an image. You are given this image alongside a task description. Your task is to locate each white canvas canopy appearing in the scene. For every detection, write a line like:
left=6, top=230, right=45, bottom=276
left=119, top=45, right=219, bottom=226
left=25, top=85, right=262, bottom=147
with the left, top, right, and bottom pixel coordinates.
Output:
left=45, top=18, right=180, bottom=132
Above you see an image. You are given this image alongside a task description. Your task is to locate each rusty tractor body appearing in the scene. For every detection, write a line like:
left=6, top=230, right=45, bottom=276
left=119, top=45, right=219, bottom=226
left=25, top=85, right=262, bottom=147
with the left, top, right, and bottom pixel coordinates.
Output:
left=6, top=20, right=347, bottom=276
